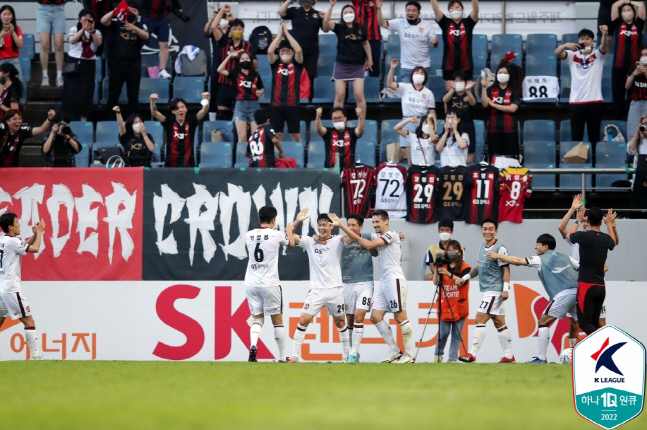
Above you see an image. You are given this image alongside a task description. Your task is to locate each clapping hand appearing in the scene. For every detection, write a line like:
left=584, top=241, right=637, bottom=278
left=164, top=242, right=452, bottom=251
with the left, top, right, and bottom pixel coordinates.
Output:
left=571, top=193, right=582, bottom=211
left=603, top=208, right=617, bottom=229
left=295, top=207, right=309, bottom=223
left=328, top=213, right=342, bottom=227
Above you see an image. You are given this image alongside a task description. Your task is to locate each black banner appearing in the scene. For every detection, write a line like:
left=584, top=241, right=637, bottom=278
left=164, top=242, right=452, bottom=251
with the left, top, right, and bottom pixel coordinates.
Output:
left=142, top=168, right=341, bottom=280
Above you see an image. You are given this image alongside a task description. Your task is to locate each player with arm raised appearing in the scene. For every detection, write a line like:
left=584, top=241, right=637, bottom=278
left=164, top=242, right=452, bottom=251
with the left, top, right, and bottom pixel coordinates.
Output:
left=285, top=208, right=350, bottom=362
left=0, top=212, right=46, bottom=360
left=244, top=206, right=291, bottom=362
left=487, top=234, right=579, bottom=363
left=459, top=217, right=515, bottom=363
left=331, top=210, right=415, bottom=363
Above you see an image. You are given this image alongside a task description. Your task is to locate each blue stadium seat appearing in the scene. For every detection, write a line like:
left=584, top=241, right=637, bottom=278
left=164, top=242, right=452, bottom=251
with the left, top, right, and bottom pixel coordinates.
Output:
left=256, top=55, right=271, bottom=77
left=602, top=77, right=613, bottom=103
left=147, top=121, right=164, bottom=166
left=560, top=60, right=571, bottom=103
left=100, top=77, right=127, bottom=105
left=472, top=34, right=488, bottom=59
left=198, top=121, right=234, bottom=166
left=355, top=141, right=376, bottom=166
left=559, top=140, right=591, bottom=168
left=524, top=120, right=556, bottom=143
left=525, top=54, right=557, bottom=78
left=319, top=34, right=337, bottom=57
left=20, top=33, right=35, bottom=59
left=20, top=80, right=26, bottom=104
left=312, top=76, right=335, bottom=104
left=349, top=77, right=381, bottom=103
left=386, top=34, right=400, bottom=56
left=426, top=76, right=446, bottom=100
left=68, top=121, right=94, bottom=151
left=524, top=141, right=556, bottom=165
left=309, top=120, right=326, bottom=145
left=234, top=141, right=248, bottom=168
left=379, top=119, right=401, bottom=162
left=560, top=120, right=588, bottom=144
left=95, top=121, right=120, bottom=145
left=562, top=33, right=579, bottom=44
left=19, top=56, right=31, bottom=81
left=559, top=163, right=593, bottom=189
left=490, top=34, right=522, bottom=68
left=74, top=144, right=90, bottom=167
left=347, top=120, right=377, bottom=165
left=281, top=141, right=305, bottom=167
left=138, top=78, right=170, bottom=104
left=173, top=76, right=206, bottom=103
left=595, top=141, right=629, bottom=187
left=429, top=38, right=444, bottom=72
left=258, top=71, right=272, bottom=104
left=306, top=140, right=325, bottom=168
left=95, top=56, right=103, bottom=83
left=199, top=141, right=232, bottom=168
left=317, top=54, right=336, bottom=77
left=141, top=54, right=171, bottom=78
left=525, top=162, right=556, bottom=189
left=90, top=143, right=122, bottom=164
left=474, top=120, right=485, bottom=146
left=527, top=34, right=557, bottom=57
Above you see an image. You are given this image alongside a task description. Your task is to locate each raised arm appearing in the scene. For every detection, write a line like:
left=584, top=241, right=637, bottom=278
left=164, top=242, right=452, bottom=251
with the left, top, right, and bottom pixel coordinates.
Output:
left=314, top=107, right=327, bottom=135
left=394, top=117, right=416, bottom=137
left=599, top=25, right=611, bottom=54
left=555, top=42, right=579, bottom=60
left=197, top=92, right=211, bottom=121
left=386, top=58, right=399, bottom=90
left=355, top=107, right=365, bottom=137
left=558, top=194, right=582, bottom=238
left=42, top=124, right=58, bottom=154
left=470, top=0, right=480, bottom=22
left=288, top=207, right=310, bottom=248
left=282, top=23, right=304, bottom=64
left=212, top=4, right=230, bottom=41
left=480, top=76, right=490, bottom=107
left=113, top=106, right=127, bottom=135
left=376, top=0, right=388, bottom=28
left=330, top=214, right=385, bottom=250
left=150, top=94, right=166, bottom=122
left=278, top=0, right=292, bottom=17
left=565, top=206, right=585, bottom=241
left=100, top=9, right=114, bottom=27
left=267, top=24, right=283, bottom=64
left=27, top=220, right=45, bottom=253
left=611, top=0, right=625, bottom=21
left=604, top=209, right=618, bottom=245
left=430, top=0, right=443, bottom=22
left=32, top=110, right=56, bottom=136
left=323, top=0, right=336, bottom=32
left=487, top=250, right=528, bottom=266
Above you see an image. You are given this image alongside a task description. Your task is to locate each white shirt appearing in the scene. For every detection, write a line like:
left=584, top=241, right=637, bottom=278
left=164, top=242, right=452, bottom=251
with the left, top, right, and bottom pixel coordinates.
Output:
left=406, top=133, right=435, bottom=166
left=395, top=83, right=435, bottom=117
left=375, top=230, right=406, bottom=281
left=387, top=19, right=435, bottom=69
left=244, top=228, right=289, bottom=288
left=67, top=26, right=102, bottom=60
left=627, top=137, right=647, bottom=155
left=566, top=48, right=605, bottom=104
left=0, top=235, right=29, bottom=293
left=298, top=235, right=344, bottom=288
left=438, top=132, right=469, bottom=167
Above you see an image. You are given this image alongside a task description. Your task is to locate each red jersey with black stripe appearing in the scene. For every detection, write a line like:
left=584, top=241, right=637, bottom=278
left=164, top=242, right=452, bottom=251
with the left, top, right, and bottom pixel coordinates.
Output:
left=487, top=86, right=519, bottom=134
left=466, top=163, right=500, bottom=224
left=405, top=165, right=438, bottom=224
left=438, top=15, right=476, bottom=74
left=247, top=124, right=276, bottom=168
left=232, top=70, right=264, bottom=101
left=162, top=115, right=198, bottom=167
left=352, top=0, right=381, bottom=41
left=323, top=127, right=358, bottom=168
left=498, top=167, right=532, bottom=223
left=38, top=0, right=64, bottom=4
left=341, top=163, right=376, bottom=218
left=271, top=60, right=304, bottom=107
left=612, top=18, right=644, bottom=68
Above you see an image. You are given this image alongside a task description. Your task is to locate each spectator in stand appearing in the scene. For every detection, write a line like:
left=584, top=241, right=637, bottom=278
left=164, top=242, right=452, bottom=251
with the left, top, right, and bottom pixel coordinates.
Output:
left=205, top=6, right=232, bottom=121
left=140, top=0, right=183, bottom=79
left=393, top=114, right=437, bottom=166
left=352, top=0, right=381, bottom=78
left=212, top=5, right=255, bottom=121
left=101, top=3, right=150, bottom=116
left=150, top=92, right=210, bottom=168
left=114, top=105, right=155, bottom=167
left=377, top=0, right=438, bottom=83
left=0, top=5, right=23, bottom=81
left=246, top=109, right=284, bottom=168
left=556, top=26, right=611, bottom=145
left=610, top=0, right=645, bottom=118
left=0, top=63, right=22, bottom=122
left=83, top=0, right=116, bottom=60
left=626, top=47, right=647, bottom=139
left=0, top=109, right=55, bottom=167
left=217, top=50, right=264, bottom=151
left=42, top=120, right=82, bottom=167
left=481, top=64, right=520, bottom=163
left=443, top=71, right=476, bottom=163
left=430, top=0, right=479, bottom=91
left=436, top=110, right=469, bottom=167
left=324, top=0, right=372, bottom=119
left=314, top=106, right=365, bottom=168
left=386, top=58, right=437, bottom=163
left=36, top=0, right=65, bottom=87
left=62, top=9, right=102, bottom=122
left=267, top=23, right=304, bottom=143
left=278, top=0, right=326, bottom=98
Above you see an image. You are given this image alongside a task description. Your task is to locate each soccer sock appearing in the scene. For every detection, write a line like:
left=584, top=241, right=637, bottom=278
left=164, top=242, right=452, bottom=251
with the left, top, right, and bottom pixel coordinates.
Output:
left=25, top=327, right=39, bottom=354
left=497, top=325, right=513, bottom=359
left=351, top=324, right=364, bottom=356
left=537, top=325, right=550, bottom=360
left=42, top=70, right=48, bottom=78
left=375, top=319, right=399, bottom=353
left=569, top=338, right=578, bottom=348
left=249, top=317, right=264, bottom=348
left=338, top=325, right=350, bottom=359
left=400, top=320, right=413, bottom=355
left=291, top=324, right=307, bottom=359
left=273, top=325, right=285, bottom=361
left=347, top=324, right=353, bottom=348
left=56, top=70, right=62, bottom=79
left=470, top=324, right=487, bottom=356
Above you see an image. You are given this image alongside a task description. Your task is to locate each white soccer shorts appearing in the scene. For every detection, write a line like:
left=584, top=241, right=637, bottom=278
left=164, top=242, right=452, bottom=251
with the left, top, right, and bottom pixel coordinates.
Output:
left=543, top=288, right=577, bottom=321
left=246, top=286, right=283, bottom=316
left=0, top=292, right=32, bottom=319
left=303, top=287, right=345, bottom=317
left=600, top=305, right=607, bottom=319
left=343, top=281, right=374, bottom=314
left=372, top=278, right=407, bottom=313
left=477, top=291, right=505, bottom=316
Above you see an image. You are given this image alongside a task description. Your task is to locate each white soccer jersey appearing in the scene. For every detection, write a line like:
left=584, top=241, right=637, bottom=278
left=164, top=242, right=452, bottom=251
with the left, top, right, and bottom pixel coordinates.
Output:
left=298, top=235, right=344, bottom=289
left=387, top=19, right=435, bottom=69
left=244, top=228, right=289, bottom=288
left=395, top=83, right=436, bottom=118
left=563, top=237, right=580, bottom=262
left=566, top=49, right=605, bottom=104
left=407, top=133, right=435, bottom=166
left=376, top=230, right=406, bottom=282
left=438, top=132, right=469, bottom=167
left=375, top=163, right=408, bottom=218
left=0, top=235, right=29, bottom=293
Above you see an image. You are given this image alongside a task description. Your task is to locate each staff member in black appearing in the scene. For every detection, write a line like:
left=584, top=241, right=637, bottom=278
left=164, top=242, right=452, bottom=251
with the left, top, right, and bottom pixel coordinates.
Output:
left=42, top=121, right=82, bottom=167
left=114, top=105, right=155, bottom=167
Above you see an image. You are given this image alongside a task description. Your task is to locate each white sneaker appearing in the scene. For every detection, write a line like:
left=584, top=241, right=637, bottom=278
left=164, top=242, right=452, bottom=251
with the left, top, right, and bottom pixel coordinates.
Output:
left=381, top=350, right=403, bottom=363
left=56, top=76, right=64, bottom=87
left=31, top=352, right=44, bottom=360
left=393, top=353, right=415, bottom=363
left=41, top=76, right=49, bottom=87
left=158, top=69, right=172, bottom=79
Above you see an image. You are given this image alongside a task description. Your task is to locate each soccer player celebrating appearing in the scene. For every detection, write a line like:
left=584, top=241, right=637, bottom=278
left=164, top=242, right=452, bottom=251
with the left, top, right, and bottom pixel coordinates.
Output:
left=0, top=212, right=46, bottom=360
left=244, top=206, right=291, bottom=362
left=487, top=234, right=579, bottom=363
left=331, top=210, right=415, bottom=363
left=459, top=218, right=515, bottom=363
left=286, top=208, right=350, bottom=362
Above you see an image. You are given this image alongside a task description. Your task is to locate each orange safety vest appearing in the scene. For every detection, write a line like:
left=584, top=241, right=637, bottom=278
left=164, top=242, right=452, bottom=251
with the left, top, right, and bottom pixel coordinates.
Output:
left=436, top=261, right=470, bottom=322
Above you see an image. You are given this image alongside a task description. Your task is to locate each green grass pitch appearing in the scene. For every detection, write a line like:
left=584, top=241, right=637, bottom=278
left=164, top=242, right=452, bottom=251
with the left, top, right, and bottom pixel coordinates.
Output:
left=0, top=361, right=644, bottom=429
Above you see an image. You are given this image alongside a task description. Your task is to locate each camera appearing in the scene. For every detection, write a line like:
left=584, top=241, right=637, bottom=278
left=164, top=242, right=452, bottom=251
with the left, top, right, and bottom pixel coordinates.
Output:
left=434, top=256, right=449, bottom=269
left=59, top=124, right=71, bottom=135
left=640, top=124, right=647, bottom=132
left=87, top=19, right=94, bottom=25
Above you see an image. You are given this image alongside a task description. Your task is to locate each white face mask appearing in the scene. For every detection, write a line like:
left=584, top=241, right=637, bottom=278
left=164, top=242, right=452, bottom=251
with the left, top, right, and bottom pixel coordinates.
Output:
left=422, top=124, right=431, bottom=135
left=640, top=56, right=647, bottom=65
left=343, top=13, right=355, bottom=23
left=581, top=45, right=592, bottom=54
left=280, top=54, right=292, bottom=63
left=412, top=74, right=425, bottom=85
left=333, top=121, right=346, bottom=131
left=622, top=10, right=635, bottom=22
left=132, top=123, right=141, bottom=134
left=439, top=232, right=452, bottom=241
left=455, top=81, right=466, bottom=92
left=450, top=10, right=462, bottom=20
left=219, top=19, right=229, bottom=28
left=497, top=73, right=510, bottom=83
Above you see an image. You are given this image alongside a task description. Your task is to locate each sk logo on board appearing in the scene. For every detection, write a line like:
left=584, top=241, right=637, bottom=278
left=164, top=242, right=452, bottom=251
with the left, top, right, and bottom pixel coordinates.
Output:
left=573, top=325, right=645, bottom=429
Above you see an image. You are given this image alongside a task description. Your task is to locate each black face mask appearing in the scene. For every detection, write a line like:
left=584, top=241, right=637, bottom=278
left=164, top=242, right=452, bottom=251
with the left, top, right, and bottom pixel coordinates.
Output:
left=0, top=77, right=6, bottom=85
left=239, top=61, right=252, bottom=70
left=407, top=18, right=419, bottom=25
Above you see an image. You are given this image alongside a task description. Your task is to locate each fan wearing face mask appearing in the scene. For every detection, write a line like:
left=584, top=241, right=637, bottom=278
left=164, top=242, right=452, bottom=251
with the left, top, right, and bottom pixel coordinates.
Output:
left=443, top=71, right=476, bottom=162
left=424, top=219, right=459, bottom=279
left=393, top=114, right=438, bottom=166
left=430, top=0, right=479, bottom=92
left=315, top=106, right=365, bottom=168
left=436, top=110, right=469, bottom=167
left=625, top=46, right=647, bottom=139
left=114, top=105, right=155, bottom=167
left=481, top=65, right=520, bottom=163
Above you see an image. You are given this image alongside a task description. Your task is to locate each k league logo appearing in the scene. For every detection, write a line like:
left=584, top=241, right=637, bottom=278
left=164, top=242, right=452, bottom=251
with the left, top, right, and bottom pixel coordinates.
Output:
left=573, top=325, right=645, bottom=429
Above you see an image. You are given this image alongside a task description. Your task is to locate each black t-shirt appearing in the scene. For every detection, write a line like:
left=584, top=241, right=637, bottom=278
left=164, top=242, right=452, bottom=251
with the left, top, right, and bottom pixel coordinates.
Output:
left=162, top=115, right=199, bottom=167
left=110, top=20, right=147, bottom=65
left=0, top=84, right=20, bottom=110
left=570, top=230, right=615, bottom=285
left=0, top=124, right=32, bottom=167
left=283, top=7, right=323, bottom=55
left=446, top=91, right=474, bottom=123
left=333, top=23, right=367, bottom=65
left=119, top=132, right=154, bottom=167
left=42, top=133, right=82, bottom=167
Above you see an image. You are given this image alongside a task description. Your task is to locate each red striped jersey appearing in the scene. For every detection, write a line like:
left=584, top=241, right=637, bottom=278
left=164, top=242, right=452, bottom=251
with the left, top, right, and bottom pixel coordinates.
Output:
left=375, top=163, right=408, bottom=218
left=217, top=39, right=254, bottom=86
left=39, top=0, right=64, bottom=4
left=435, top=165, right=470, bottom=221
left=145, top=0, right=169, bottom=20
left=352, top=0, right=381, bottom=41
left=629, top=73, right=647, bottom=101
left=487, top=86, right=520, bottom=134
left=405, top=165, right=438, bottom=224
left=341, top=163, right=376, bottom=218
left=323, top=127, right=358, bottom=168
left=612, top=18, right=644, bottom=68
left=498, top=167, right=532, bottom=223
left=232, top=70, right=264, bottom=101
left=438, top=15, right=476, bottom=74
left=247, top=124, right=276, bottom=168
left=162, top=116, right=198, bottom=167
left=466, top=163, right=500, bottom=224
left=271, top=60, right=304, bottom=107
